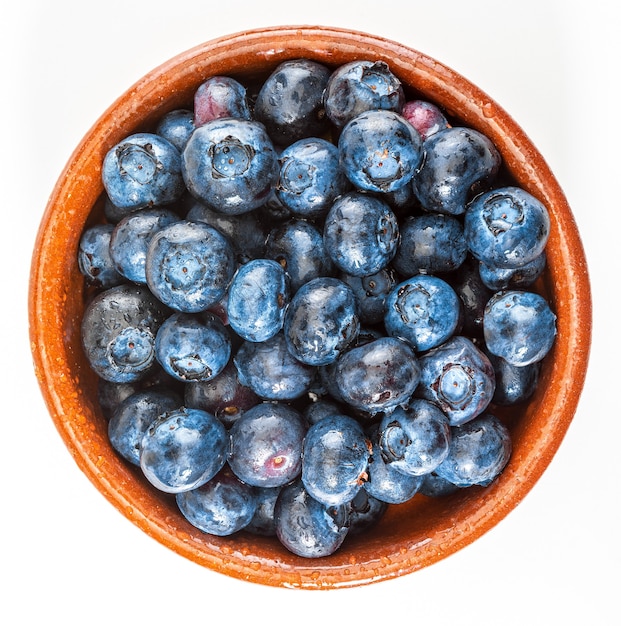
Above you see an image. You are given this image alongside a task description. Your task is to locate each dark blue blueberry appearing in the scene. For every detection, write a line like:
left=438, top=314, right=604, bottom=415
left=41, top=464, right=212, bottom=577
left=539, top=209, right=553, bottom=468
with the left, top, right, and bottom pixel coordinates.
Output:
left=228, top=402, right=307, bottom=488
left=434, top=413, right=512, bottom=487
left=283, top=277, right=359, bottom=366
left=182, top=118, right=277, bottom=214
left=274, top=479, right=350, bottom=558
left=108, top=388, right=181, bottom=466
left=392, top=214, right=467, bottom=276
left=323, top=192, right=399, bottom=277
left=227, top=259, right=290, bottom=343
left=340, top=268, right=396, bottom=325
left=363, top=424, right=424, bottom=504
left=347, top=488, right=388, bottom=536
left=244, top=486, right=283, bottom=536
left=176, top=467, right=258, bottom=536
left=265, top=218, right=334, bottom=292
left=483, top=289, right=557, bottom=366
left=183, top=361, right=259, bottom=428
left=478, top=252, right=547, bottom=291
left=464, top=186, right=551, bottom=269
left=301, top=414, right=371, bottom=506
left=139, top=406, right=228, bottom=493
left=186, top=198, right=267, bottom=264
left=384, top=275, right=461, bottom=352
left=415, top=336, right=496, bottom=426
left=413, top=127, right=501, bottom=215
left=324, top=60, right=405, bottom=129
left=334, top=336, right=421, bottom=415
left=81, top=283, right=170, bottom=383
left=98, top=379, right=138, bottom=419
left=418, top=471, right=461, bottom=497
left=234, top=332, right=316, bottom=400
left=109, top=207, right=180, bottom=284
left=156, top=109, right=195, bottom=152
left=155, top=311, right=231, bottom=382
left=193, top=76, right=251, bottom=127
left=254, top=59, right=332, bottom=145
left=102, top=132, right=185, bottom=213
left=145, top=220, right=235, bottom=313
left=378, top=399, right=451, bottom=477
left=78, top=223, right=125, bottom=288
left=338, top=109, right=423, bottom=193
left=446, top=255, right=494, bottom=338
left=303, top=397, right=343, bottom=425
left=276, top=137, right=350, bottom=219
left=486, top=350, right=541, bottom=406
left=401, top=99, right=450, bottom=140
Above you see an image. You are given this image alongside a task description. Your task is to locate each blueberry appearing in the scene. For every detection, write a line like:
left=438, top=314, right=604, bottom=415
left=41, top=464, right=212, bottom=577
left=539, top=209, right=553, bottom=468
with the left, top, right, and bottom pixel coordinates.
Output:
left=227, top=259, right=290, bottom=343
left=334, top=336, right=421, bottom=415
left=413, top=127, right=501, bottom=215
left=486, top=350, right=541, bottom=406
left=78, top=223, right=125, bottom=288
left=156, top=109, right=195, bottom=152
left=338, top=109, right=423, bottom=193
left=265, top=218, right=334, bottom=292
left=98, top=379, right=138, bottom=419
left=483, top=289, right=557, bottom=366
left=81, top=283, right=170, bottom=383
left=384, top=275, right=461, bottom=352
left=274, top=479, right=350, bottom=558
left=139, top=406, right=228, bottom=494
left=193, top=76, right=251, bottom=127
left=109, top=207, right=180, bottom=284
left=244, top=486, right=283, bottom=536
left=340, top=267, right=396, bottom=326
left=234, top=332, right=316, bottom=401
left=182, top=118, right=277, bottom=214
left=323, top=192, right=399, bottom=277
left=392, top=214, right=468, bottom=276
left=301, top=414, right=371, bottom=507
left=108, top=388, right=181, bottom=466
left=254, top=59, right=332, bottom=145
left=464, top=186, right=550, bottom=269
left=303, top=397, right=343, bottom=426
left=145, top=220, right=235, bottom=313
left=102, top=132, right=185, bottom=213
left=155, top=311, right=231, bottom=382
left=186, top=198, right=267, bottom=264
left=183, top=361, right=259, bottom=428
left=363, top=424, right=424, bottom=504
left=434, top=413, right=512, bottom=488
left=447, top=255, right=495, bottom=338
left=228, top=402, right=307, bottom=488
left=378, top=399, right=451, bottom=477
left=347, top=488, right=388, bottom=536
left=418, top=471, right=461, bottom=498
left=401, top=99, right=450, bottom=140
left=415, top=335, right=496, bottom=426
left=283, top=277, right=359, bottom=366
left=276, top=137, right=350, bottom=219
left=324, top=60, right=405, bottom=129
left=478, top=252, right=547, bottom=291
left=176, top=467, right=258, bottom=536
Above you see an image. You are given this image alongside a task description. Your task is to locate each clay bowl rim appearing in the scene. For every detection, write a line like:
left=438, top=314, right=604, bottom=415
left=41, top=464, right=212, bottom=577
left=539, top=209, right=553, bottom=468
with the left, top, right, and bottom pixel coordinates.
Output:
left=28, top=25, right=592, bottom=590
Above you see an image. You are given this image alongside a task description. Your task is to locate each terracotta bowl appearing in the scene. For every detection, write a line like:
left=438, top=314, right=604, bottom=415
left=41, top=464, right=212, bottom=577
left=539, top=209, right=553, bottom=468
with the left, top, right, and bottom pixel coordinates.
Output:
left=29, top=25, right=591, bottom=589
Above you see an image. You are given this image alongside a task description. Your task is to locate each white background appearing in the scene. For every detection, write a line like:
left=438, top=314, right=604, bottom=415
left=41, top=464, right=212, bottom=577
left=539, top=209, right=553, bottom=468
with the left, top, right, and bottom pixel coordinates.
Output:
left=2, top=1, right=617, bottom=623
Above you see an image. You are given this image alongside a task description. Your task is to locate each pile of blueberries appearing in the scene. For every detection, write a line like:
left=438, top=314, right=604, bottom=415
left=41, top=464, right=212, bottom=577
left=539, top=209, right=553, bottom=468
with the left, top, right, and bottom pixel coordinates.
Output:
left=78, top=58, right=557, bottom=558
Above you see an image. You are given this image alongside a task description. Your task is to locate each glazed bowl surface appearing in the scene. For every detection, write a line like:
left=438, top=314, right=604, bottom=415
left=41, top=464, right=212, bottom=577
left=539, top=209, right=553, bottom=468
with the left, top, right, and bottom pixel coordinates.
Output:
left=29, top=25, right=591, bottom=589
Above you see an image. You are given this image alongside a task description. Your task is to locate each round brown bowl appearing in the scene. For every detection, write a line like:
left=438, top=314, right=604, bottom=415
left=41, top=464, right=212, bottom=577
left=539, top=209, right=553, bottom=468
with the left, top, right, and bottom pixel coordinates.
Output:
left=29, top=25, right=591, bottom=589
